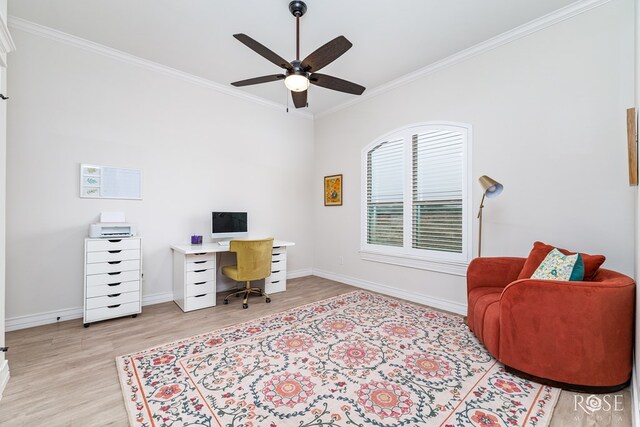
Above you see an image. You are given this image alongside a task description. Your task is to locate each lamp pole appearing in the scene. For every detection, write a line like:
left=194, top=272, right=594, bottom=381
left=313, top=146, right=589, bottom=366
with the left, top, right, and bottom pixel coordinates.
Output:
left=477, top=193, right=486, bottom=257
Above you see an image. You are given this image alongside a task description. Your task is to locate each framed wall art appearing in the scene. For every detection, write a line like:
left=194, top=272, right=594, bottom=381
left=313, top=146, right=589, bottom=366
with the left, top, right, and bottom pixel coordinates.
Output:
left=627, top=107, right=637, bottom=186
left=324, top=174, right=343, bottom=206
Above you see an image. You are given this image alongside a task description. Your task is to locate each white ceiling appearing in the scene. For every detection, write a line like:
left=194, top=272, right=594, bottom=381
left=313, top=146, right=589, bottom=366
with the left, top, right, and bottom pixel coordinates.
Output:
left=9, top=0, right=579, bottom=114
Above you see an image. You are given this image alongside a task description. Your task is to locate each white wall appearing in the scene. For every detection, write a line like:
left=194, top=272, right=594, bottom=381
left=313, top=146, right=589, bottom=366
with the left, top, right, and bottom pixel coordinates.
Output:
left=313, top=0, right=635, bottom=309
left=0, top=0, right=9, bottom=397
left=5, top=28, right=315, bottom=323
left=634, top=0, right=640, bottom=420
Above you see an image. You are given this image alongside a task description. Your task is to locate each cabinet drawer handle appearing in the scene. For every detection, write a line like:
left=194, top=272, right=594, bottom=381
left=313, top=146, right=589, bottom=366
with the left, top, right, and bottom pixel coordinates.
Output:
left=194, top=269, right=206, bottom=273
left=108, top=261, right=122, bottom=265
left=273, top=260, right=281, bottom=264
left=271, top=280, right=280, bottom=284
left=272, top=270, right=281, bottom=274
left=194, top=260, right=207, bottom=264
left=108, top=272, right=121, bottom=276
left=107, top=282, right=122, bottom=287
left=194, top=294, right=206, bottom=298
left=194, top=252, right=206, bottom=255
left=107, top=293, right=121, bottom=298
left=194, top=281, right=206, bottom=285
left=108, top=239, right=122, bottom=243
left=107, top=304, right=121, bottom=308
left=108, top=250, right=122, bottom=254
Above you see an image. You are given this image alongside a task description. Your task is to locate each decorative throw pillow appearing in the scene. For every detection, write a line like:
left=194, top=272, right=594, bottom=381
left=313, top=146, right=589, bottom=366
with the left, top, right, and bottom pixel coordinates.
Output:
left=518, top=241, right=605, bottom=281
left=531, top=249, right=585, bottom=281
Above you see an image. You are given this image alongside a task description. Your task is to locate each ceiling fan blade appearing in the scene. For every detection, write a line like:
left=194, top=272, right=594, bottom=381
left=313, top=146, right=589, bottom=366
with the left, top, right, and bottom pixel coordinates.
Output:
left=233, top=34, right=293, bottom=71
left=309, top=73, right=366, bottom=95
left=291, top=90, right=308, bottom=109
left=301, top=36, right=352, bottom=73
left=231, top=74, right=286, bottom=87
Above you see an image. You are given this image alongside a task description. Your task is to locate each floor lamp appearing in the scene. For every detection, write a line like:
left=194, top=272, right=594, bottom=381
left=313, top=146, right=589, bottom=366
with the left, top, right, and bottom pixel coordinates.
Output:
left=477, top=175, right=503, bottom=257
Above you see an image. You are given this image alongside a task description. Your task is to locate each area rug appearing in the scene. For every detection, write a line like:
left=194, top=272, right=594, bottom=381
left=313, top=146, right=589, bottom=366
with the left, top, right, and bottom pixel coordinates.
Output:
left=116, top=291, right=559, bottom=426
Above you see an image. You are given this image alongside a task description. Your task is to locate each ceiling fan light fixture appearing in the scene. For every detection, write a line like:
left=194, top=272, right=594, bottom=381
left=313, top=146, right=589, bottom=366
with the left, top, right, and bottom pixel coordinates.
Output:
left=284, top=74, right=309, bottom=92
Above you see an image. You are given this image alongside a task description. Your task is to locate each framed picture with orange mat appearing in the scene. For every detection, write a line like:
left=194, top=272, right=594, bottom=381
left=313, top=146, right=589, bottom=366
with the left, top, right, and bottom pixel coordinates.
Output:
left=324, top=174, right=342, bottom=206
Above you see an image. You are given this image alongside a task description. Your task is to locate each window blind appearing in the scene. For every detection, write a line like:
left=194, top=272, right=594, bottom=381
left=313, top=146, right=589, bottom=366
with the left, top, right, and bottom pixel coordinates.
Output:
left=412, top=130, right=463, bottom=253
left=367, top=139, right=404, bottom=246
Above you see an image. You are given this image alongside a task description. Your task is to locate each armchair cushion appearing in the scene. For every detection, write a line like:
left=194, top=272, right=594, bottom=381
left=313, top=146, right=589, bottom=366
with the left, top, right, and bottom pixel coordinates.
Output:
left=467, top=287, right=502, bottom=336
left=518, top=241, right=605, bottom=281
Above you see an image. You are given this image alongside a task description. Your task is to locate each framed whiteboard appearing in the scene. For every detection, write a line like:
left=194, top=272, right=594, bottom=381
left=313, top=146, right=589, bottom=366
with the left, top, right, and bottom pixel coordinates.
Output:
left=80, top=164, right=142, bottom=200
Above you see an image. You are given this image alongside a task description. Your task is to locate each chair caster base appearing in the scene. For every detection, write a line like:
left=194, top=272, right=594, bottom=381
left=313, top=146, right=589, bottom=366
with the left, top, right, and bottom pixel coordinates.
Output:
left=223, top=299, right=229, bottom=304
left=266, top=297, right=271, bottom=303
left=242, top=303, right=248, bottom=309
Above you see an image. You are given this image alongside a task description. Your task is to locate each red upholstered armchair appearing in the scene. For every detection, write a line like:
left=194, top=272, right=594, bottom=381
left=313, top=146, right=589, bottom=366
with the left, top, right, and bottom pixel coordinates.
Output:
left=467, top=257, right=635, bottom=392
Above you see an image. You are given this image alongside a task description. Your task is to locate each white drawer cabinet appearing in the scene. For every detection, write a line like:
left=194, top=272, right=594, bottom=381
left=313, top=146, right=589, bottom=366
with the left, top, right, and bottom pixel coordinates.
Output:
left=265, top=246, right=288, bottom=294
left=83, top=237, right=142, bottom=327
left=173, top=252, right=216, bottom=312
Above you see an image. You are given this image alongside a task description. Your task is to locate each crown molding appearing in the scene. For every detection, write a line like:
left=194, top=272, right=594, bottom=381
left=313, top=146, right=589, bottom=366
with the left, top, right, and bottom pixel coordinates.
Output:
left=0, top=15, right=16, bottom=67
left=7, top=16, right=313, bottom=120
left=7, top=0, right=612, bottom=120
left=315, top=0, right=612, bottom=119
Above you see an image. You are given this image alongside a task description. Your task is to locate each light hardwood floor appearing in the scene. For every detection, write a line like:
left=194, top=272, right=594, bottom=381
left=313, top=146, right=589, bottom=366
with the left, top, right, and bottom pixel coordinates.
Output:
left=0, top=276, right=631, bottom=426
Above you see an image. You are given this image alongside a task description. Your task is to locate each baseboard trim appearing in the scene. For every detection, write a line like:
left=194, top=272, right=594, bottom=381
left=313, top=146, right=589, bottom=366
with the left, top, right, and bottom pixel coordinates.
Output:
left=0, top=359, right=9, bottom=400
left=6, top=291, right=174, bottom=332
left=288, top=268, right=313, bottom=279
left=5, top=270, right=314, bottom=332
left=632, top=360, right=639, bottom=427
left=5, top=306, right=84, bottom=332
left=141, top=292, right=174, bottom=306
left=312, top=268, right=467, bottom=315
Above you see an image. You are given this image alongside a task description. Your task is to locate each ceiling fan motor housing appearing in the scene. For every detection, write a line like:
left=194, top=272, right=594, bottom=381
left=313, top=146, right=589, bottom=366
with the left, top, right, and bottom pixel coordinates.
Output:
left=288, top=60, right=306, bottom=76
left=289, top=1, right=307, bottom=17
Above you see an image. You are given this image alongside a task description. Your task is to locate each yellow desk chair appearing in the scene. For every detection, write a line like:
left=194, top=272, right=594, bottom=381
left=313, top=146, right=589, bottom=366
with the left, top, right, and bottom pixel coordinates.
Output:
left=222, top=238, right=274, bottom=309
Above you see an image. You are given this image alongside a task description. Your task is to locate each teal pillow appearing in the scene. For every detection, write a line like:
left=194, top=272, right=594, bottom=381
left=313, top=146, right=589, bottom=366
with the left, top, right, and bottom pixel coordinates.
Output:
left=569, top=254, right=585, bottom=281
left=531, top=248, right=583, bottom=281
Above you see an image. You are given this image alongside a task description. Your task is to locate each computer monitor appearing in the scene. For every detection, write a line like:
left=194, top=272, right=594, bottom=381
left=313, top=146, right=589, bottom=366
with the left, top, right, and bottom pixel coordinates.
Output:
left=211, top=212, right=248, bottom=239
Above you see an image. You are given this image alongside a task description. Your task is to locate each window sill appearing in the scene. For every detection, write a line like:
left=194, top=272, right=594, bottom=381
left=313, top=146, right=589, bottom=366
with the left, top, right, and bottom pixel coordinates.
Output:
left=359, top=250, right=468, bottom=276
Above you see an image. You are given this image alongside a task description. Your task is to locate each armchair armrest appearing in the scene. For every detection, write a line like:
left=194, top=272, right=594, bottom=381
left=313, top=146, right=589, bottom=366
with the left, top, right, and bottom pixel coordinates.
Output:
left=498, top=272, right=635, bottom=387
left=467, top=257, right=526, bottom=293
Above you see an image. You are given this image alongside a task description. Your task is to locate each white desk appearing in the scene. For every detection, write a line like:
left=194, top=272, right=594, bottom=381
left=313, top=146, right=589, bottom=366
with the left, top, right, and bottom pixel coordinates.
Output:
left=170, top=240, right=294, bottom=312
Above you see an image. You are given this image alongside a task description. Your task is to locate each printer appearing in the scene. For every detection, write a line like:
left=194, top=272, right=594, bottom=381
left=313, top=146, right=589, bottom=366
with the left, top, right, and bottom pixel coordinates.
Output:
left=89, top=212, right=137, bottom=238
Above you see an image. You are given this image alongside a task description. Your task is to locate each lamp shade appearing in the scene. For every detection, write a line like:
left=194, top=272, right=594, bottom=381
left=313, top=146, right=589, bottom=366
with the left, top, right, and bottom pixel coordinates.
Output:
left=479, top=175, right=503, bottom=198
left=284, top=74, right=309, bottom=92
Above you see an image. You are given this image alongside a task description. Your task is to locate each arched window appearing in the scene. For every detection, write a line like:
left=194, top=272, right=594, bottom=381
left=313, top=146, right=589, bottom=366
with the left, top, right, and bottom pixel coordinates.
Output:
left=361, top=122, right=472, bottom=274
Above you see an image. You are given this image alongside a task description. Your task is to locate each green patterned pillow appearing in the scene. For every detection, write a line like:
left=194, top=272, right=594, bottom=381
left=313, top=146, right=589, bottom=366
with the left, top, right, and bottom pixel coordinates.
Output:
left=531, top=248, right=585, bottom=281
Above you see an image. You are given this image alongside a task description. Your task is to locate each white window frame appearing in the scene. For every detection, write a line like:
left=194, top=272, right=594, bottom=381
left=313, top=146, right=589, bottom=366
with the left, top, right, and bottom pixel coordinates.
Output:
left=360, top=122, right=472, bottom=276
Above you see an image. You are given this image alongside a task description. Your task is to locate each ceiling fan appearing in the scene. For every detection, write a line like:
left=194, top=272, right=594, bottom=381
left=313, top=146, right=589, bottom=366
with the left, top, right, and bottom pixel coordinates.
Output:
left=230, top=0, right=366, bottom=109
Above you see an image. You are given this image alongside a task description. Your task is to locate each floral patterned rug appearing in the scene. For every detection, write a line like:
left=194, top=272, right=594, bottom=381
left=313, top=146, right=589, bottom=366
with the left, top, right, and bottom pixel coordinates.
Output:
left=116, top=291, right=559, bottom=426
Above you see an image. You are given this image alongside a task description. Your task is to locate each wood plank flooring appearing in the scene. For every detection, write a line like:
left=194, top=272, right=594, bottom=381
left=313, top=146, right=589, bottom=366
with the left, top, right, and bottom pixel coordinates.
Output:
left=0, top=276, right=632, bottom=426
